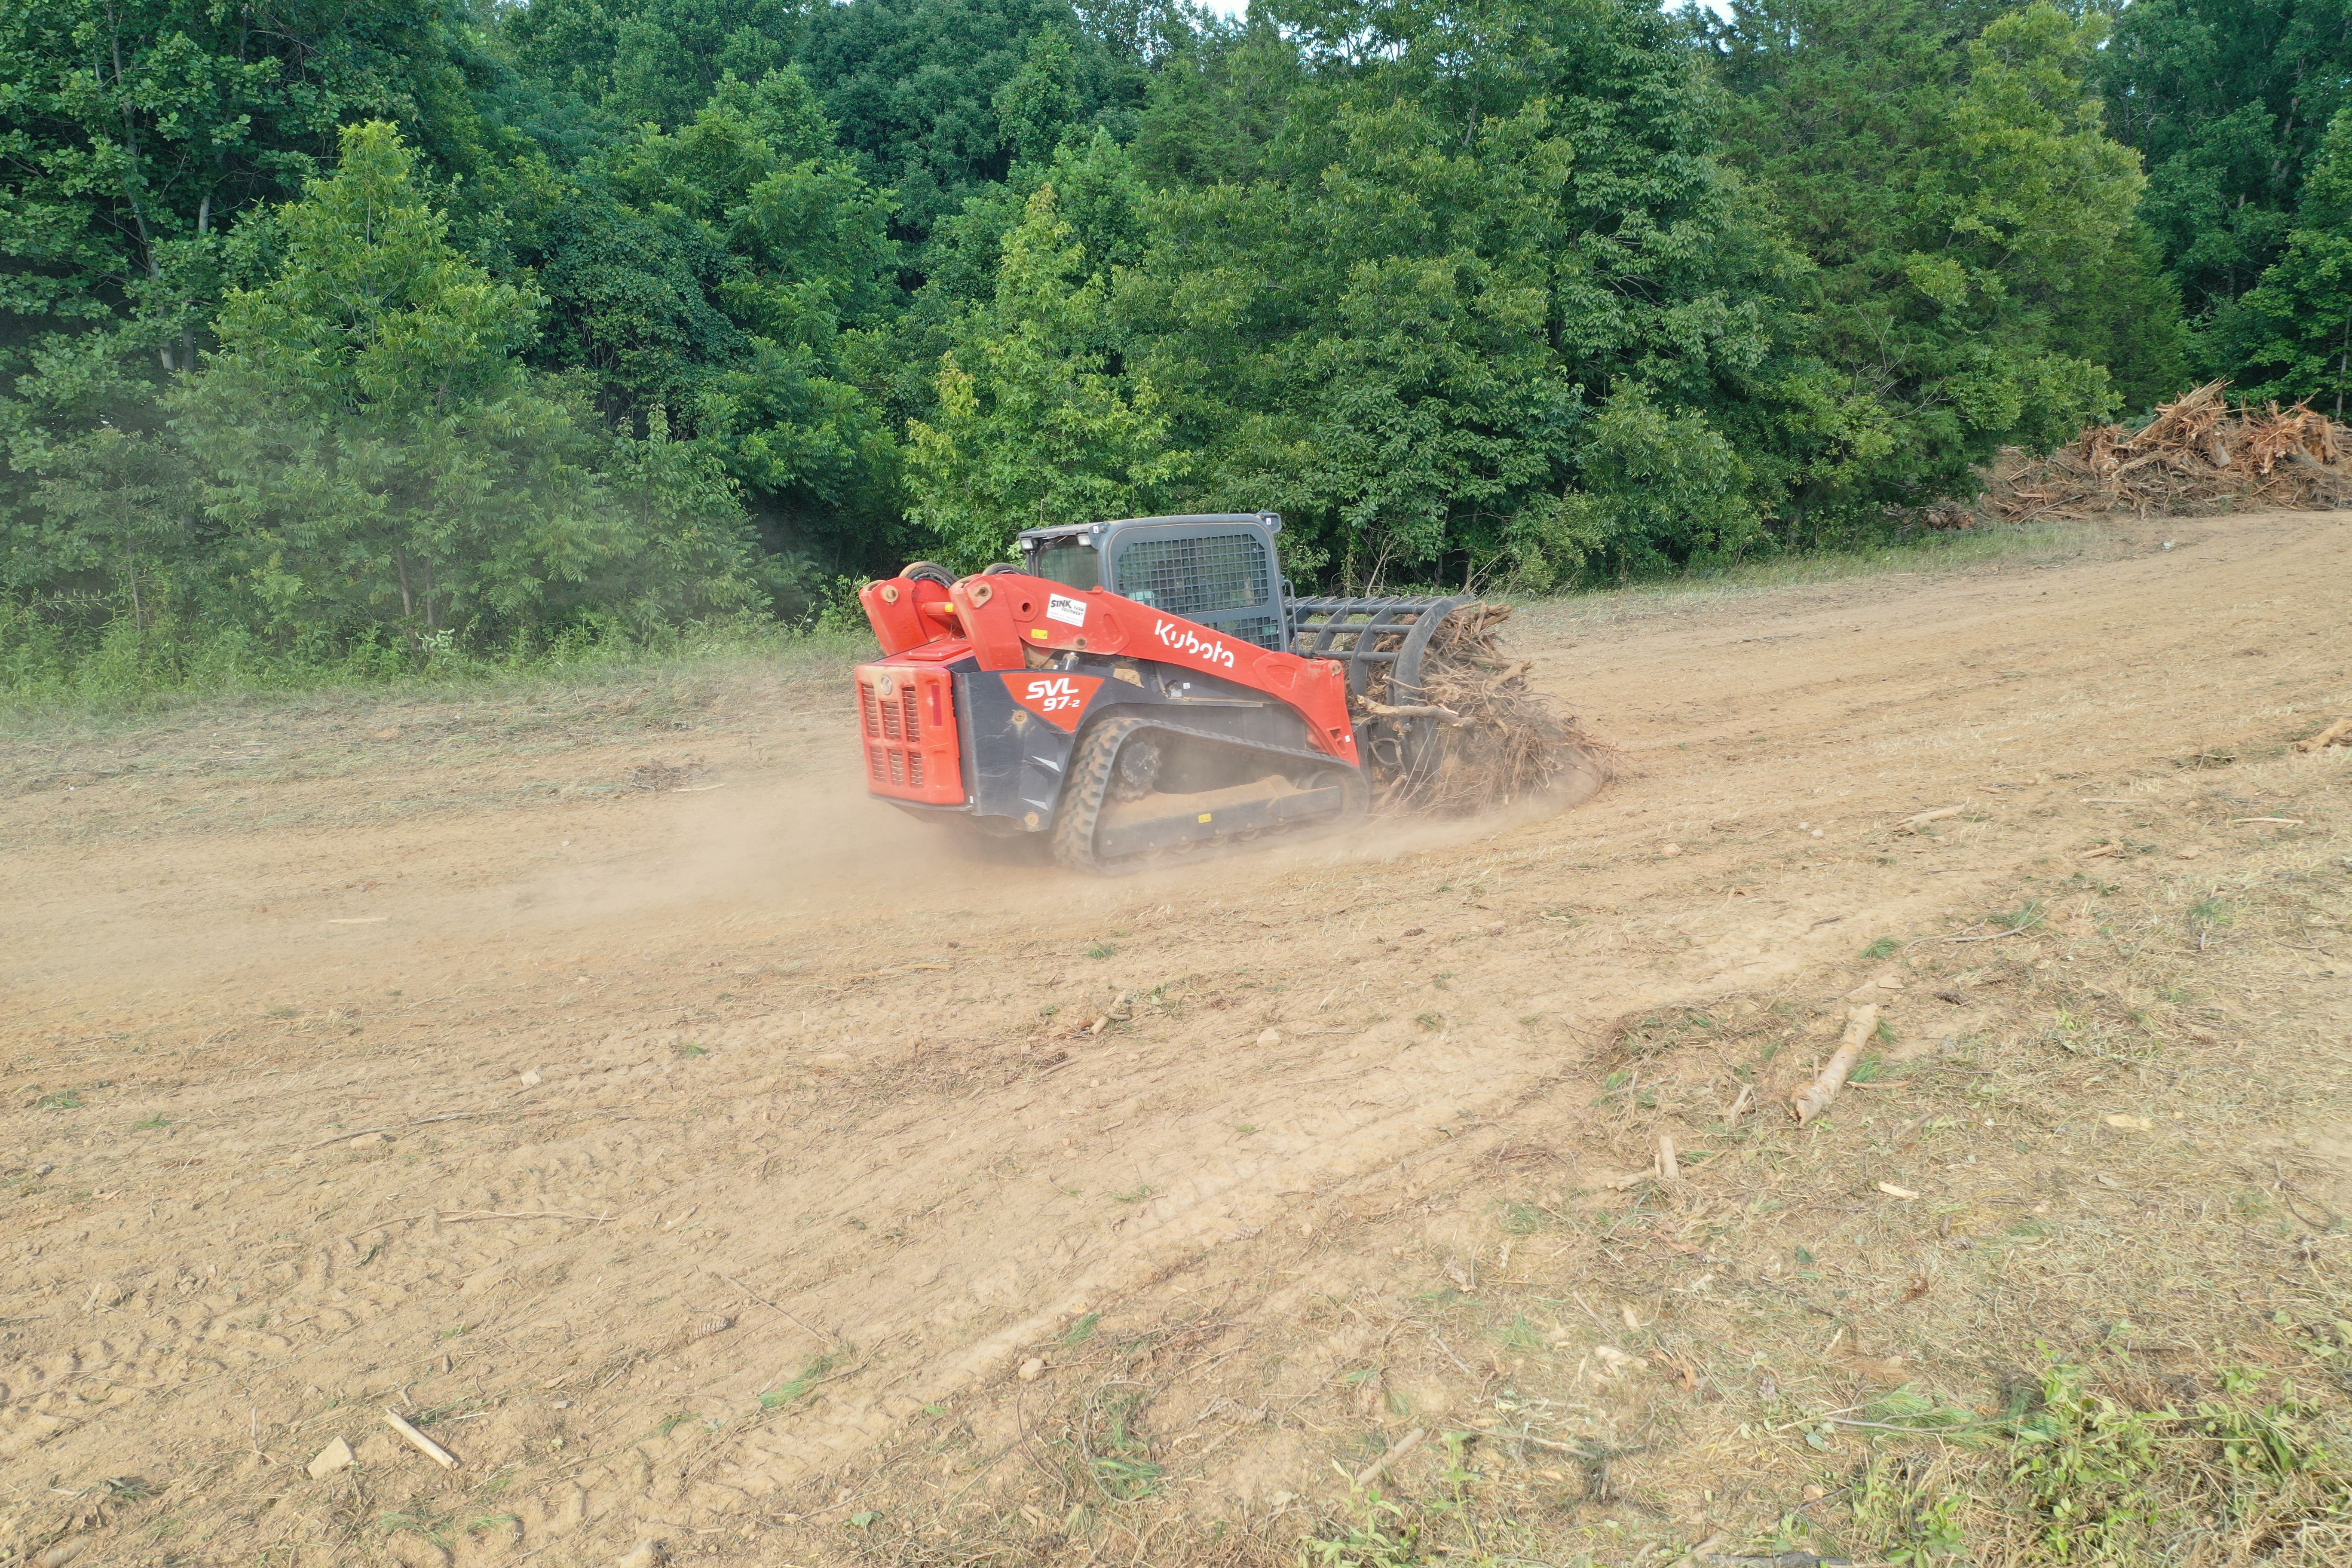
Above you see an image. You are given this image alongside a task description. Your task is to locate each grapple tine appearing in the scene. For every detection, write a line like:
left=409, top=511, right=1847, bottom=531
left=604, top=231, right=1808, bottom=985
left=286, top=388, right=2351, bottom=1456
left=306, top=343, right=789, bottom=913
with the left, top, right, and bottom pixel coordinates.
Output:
left=1288, top=594, right=1479, bottom=790
left=1287, top=594, right=1476, bottom=698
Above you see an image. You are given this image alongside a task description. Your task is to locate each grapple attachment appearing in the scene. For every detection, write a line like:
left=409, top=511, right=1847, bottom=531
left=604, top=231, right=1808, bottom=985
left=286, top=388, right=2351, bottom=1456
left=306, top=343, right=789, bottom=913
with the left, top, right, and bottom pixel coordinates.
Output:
left=1288, top=594, right=1478, bottom=795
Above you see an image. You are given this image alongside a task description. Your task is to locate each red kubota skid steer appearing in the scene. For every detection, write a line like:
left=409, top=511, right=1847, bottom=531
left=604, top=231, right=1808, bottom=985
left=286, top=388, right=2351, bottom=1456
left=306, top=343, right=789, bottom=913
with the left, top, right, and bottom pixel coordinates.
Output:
left=854, top=512, right=1506, bottom=874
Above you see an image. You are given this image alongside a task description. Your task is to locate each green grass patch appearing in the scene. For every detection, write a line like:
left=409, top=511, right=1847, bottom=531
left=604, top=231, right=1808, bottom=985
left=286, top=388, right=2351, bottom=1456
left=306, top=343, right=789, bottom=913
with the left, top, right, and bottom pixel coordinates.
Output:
left=758, top=1353, right=840, bottom=1411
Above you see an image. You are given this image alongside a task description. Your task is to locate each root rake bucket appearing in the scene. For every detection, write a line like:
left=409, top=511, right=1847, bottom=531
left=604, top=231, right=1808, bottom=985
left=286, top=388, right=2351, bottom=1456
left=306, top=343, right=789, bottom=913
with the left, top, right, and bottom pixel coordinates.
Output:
left=1289, top=594, right=1477, bottom=793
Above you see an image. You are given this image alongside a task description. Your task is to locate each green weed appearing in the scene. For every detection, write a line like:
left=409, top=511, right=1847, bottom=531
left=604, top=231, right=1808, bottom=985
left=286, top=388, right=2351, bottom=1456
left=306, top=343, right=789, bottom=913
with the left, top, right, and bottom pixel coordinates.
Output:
left=759, top=1353, right=840, bottom=1411
left=1853, top=1455, right=1969, bottom=1565
left=1084, top=1392, right=1164, bottom=1501
left=1992, top=900, right=2048, bottom=932
left=1494, top=1200, right=1551, bottom=1235
left=1300, top=1489, right=1421, bottom=1568
left=2009, top=1361, right=2166, bottom=1558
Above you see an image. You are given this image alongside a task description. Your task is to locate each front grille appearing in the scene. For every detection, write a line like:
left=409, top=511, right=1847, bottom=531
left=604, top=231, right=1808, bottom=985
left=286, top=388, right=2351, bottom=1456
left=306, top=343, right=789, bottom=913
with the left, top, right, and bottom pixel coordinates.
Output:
left=854, top=664, right=963, bottom=805
left=871, top=686, right=921, bottom=741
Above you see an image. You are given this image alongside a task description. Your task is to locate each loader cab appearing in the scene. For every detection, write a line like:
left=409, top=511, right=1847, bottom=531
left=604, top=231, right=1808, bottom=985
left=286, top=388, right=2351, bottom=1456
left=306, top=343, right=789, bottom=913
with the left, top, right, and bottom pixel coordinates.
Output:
left=1017, top=513, right=1289, bottom=652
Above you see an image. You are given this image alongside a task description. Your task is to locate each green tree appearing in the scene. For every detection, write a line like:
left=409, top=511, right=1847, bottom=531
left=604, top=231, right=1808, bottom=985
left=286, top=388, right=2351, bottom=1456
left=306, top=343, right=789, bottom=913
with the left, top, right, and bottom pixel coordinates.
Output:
left=1700, top=0, right=2171, bottom=529
left=498, top=0, right=804, bottom=131
left=2227, top=109, right=2352, bottom=413
left=905, top=185, right=1190, bottom=567
left=1106, top=0, right=1787, bottom=583
left=175, top=122, right=758, bottom=661
left=598, top=72, right=902, bottom=560
left=0, top=0, right=488, bottom=375
left=794, top=0, right=1146, bottom=239
left=2099, top=0, right=2352, bottom=329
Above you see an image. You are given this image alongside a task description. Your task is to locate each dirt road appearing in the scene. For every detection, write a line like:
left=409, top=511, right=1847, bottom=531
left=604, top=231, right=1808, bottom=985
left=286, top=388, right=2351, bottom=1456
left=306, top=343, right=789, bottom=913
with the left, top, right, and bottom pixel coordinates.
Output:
left=5, top=511, right=2349, bottom=1566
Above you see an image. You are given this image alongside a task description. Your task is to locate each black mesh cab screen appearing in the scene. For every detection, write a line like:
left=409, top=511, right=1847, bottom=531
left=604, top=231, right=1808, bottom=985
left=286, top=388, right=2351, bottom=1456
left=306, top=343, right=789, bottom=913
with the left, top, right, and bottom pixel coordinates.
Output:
left=1113, top=533, right=1280, bottom=646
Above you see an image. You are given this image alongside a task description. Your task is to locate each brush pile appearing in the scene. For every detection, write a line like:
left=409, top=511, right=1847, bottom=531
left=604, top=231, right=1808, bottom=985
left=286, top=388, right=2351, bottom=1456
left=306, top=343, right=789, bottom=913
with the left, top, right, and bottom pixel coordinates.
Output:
left=1984, top=381, right=2352, bottom=521
left=1355, top=602, right=1609, bottom=813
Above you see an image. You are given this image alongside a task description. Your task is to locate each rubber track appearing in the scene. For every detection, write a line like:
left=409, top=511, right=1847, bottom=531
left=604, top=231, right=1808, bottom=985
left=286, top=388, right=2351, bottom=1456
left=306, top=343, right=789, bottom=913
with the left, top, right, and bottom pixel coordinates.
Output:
left=1049, top=716, right=1368, bottom=875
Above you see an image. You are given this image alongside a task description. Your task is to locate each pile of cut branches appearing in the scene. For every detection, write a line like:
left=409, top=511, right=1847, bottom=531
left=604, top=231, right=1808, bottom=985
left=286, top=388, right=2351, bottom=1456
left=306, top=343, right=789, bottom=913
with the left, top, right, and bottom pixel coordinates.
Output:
left=1984, top=380, right=2352, bottom=522
left=1357, top=602, right=1610, bottom=813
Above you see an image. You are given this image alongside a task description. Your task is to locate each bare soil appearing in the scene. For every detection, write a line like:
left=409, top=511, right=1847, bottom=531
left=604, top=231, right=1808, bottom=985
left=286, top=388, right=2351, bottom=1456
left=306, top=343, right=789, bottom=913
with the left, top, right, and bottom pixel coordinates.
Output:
left=4, top=511, right=2350, bottom=1568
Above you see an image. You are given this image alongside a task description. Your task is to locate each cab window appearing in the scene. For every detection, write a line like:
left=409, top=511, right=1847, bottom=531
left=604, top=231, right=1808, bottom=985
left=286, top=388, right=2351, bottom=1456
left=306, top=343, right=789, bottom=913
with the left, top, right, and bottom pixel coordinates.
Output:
left=1027, top=537, right=1101, bottom=591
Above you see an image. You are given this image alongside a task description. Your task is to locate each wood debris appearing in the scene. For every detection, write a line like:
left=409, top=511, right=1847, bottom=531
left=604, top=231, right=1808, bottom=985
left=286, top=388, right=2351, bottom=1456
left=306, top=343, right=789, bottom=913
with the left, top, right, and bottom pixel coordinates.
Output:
left=1983, top=381, right=2352, bottom=522
left=1359, top=601, right=1611, bottom=812
left=383, top=1407, right=457, bottom=1467
left=2295, top=717, right=2352, bottom=753
left=1792, top=1004, right=1878, bottom=1124
left=1353, top=1426, right=1426, bottom=1488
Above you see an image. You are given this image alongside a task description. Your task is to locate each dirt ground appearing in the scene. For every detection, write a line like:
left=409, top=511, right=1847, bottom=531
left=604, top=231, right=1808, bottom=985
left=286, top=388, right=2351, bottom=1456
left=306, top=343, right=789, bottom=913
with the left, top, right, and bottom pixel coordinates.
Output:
left=4, top=510, right=2350, bottom=1568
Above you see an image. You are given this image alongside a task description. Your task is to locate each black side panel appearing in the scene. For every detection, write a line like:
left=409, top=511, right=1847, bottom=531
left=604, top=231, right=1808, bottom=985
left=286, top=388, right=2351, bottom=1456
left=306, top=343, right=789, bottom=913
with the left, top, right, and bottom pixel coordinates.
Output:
left=960, top=667, right=1078, bottom=828
left=957, top=655, right=1328, bottom=833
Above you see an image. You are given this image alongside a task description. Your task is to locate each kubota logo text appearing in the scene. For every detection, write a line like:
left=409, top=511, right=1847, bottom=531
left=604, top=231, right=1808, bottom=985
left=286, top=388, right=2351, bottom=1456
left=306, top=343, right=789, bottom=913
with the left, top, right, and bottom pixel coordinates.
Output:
left=1153, top=619, right=1236, bottom=668
left=1022, top=676, right=1085, bottom=714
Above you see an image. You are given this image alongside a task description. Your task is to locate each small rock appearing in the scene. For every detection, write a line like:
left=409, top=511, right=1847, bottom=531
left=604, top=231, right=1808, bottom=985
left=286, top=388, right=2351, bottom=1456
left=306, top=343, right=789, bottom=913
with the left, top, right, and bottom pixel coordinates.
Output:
left=1254, top=1028, right=1282, bottom=1047
left=307, top=1437, right=355, bottom=1479
left=2177, top=847, right=2202, bottom=860
left=348, top=1132, right=392, bottom=1148
left=37, top=1538, right=86, bottom=1568
left=2104, top=1113, right=2153, bottom=1132
left=1017, top=1357, right=1047, bottom=1381
left=614, top=1541, right=667, bottom=1568
left=518, top=1069, right=543, bottom=1087
left=1660, top=843, right=1681, bottom=856
left=35, top=1163, right=53, bottom=1176
left=1801, top=1483, right=1827, bottom=1502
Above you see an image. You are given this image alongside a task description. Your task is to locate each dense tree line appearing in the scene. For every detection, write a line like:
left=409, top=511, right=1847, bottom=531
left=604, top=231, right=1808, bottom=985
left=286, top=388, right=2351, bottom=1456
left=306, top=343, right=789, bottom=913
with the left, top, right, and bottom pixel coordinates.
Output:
left=3, top=0, right=2346, bottom=683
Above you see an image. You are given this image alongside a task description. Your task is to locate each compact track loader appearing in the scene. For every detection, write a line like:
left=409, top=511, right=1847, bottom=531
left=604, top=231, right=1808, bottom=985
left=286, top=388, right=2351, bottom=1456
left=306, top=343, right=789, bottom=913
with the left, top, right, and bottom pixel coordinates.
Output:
left=853, top=512, right=1596, bottom=873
